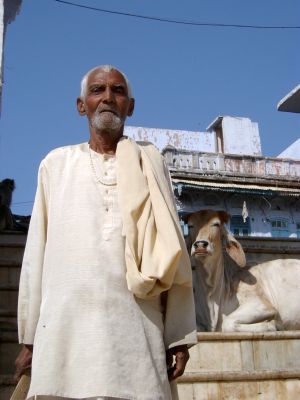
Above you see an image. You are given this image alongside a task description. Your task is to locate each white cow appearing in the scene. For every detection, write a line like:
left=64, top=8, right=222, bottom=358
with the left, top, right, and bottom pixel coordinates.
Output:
left=187, top=210, right=300, bottom=332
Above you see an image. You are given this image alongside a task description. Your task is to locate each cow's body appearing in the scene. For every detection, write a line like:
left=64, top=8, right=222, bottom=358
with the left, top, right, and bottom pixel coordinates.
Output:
left=188, top=210, right=300, bottom=332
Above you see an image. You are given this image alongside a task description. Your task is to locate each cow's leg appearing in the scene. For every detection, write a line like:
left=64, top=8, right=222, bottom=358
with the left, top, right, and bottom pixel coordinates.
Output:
left=222, top=301, right=277, bottom=332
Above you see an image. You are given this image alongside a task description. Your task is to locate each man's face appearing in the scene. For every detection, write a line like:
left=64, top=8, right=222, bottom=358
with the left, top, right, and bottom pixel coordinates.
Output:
left=77, top=69, right=134, bottom=135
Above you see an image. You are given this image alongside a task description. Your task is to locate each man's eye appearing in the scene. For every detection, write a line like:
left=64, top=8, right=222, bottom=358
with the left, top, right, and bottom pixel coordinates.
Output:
left=114, top=86, right=126, bottom=94
left=90, top=86, right=103, bottom=93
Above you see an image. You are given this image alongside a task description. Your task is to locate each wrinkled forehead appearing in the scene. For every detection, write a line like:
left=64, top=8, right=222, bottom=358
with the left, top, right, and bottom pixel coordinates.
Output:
left=87, top=68, right=127, bottom=87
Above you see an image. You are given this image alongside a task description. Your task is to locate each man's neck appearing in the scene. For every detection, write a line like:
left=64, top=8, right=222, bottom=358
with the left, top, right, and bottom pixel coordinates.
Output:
left=89, top=130, right=123, bottom=155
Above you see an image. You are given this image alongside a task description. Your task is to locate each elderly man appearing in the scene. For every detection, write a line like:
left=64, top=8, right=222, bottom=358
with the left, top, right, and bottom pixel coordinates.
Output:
left=16, top=65, right=197, bottom=400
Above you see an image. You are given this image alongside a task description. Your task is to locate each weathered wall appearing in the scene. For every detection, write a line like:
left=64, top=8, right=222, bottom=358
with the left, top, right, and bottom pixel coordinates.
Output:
left=125, top=117, right=262, bottom=156
left=125, top=125, right=216, bottom=152
left=221, top=117, right=262, bottom=156
left=164, top=147, right=300, bottom=178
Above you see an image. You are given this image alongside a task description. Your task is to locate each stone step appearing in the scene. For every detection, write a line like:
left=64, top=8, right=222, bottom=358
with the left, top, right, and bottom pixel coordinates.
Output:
left=0, top=232, right=27, bottom=246
left=185, top=331, right=300, bottom=373
left=0, top=308, right=17, bottom=331
left=0, top=374, right=15, bottom=385
left=0, top=341, right=21, bottom=375
left=179, top=369, right=300, bottom=383
left=0, top=309, right=17, bottom=318
left=0, top=284, right=19, bottom=291
left=0, top=242, right=25, bottom=266
left=0, top=374, right=15, bottom=400
left=0, top=317, right=17, bottom=330
left=177, top=331, right=300, bottom=399
left=178, top=377, right=300, bottom=400
left=0, top=329, right=19, bottom=378
left=0, top=291, right=18, bottom=312
left=0, top=234, right=25, bottom=399
left=0, top=234, right=25, bottom=272
left=0, top=266, right=21, bottom=289
left=0, top=259, right=21, bottom=268
left=0, top=328, right=18, bottom=343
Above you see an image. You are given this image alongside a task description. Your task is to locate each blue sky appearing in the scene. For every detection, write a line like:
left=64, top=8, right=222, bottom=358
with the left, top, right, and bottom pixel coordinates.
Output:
left=1, top=0, right=299, bottom=215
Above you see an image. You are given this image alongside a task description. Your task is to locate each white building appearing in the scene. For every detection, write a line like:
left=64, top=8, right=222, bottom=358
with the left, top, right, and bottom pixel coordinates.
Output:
left=0, top=0, right=22, bottom=111
left=278, top=139, right=300, bottom=160
left=125, top=115, right=261, bottom=155
left=126, top=116, right=300, bottom=241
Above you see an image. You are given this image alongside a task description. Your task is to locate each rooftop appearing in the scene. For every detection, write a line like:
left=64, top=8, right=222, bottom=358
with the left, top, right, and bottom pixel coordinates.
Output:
left=277, top=84, right=300, bottom=113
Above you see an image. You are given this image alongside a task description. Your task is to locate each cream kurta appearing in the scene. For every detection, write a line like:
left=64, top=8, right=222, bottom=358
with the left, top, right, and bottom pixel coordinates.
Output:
left=18, top=142, right=197, bottom=400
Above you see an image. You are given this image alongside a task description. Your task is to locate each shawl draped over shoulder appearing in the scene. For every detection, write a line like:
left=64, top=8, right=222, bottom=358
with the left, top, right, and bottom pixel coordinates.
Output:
left=116, top=137, right=193, bottom=299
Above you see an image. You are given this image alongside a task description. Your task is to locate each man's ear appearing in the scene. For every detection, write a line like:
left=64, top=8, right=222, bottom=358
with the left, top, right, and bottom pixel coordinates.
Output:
left=77, top=97, right=86, bottom=116
left=127, top=98, right=135, bottom=117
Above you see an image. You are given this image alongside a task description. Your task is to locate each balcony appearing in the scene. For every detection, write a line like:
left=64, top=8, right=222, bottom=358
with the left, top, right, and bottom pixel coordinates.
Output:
left=163, top=148, right=300, bottom=182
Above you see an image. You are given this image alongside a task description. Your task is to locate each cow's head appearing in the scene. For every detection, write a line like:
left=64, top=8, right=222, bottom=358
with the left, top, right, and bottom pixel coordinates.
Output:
left=187, top=210, right=246, bottom=268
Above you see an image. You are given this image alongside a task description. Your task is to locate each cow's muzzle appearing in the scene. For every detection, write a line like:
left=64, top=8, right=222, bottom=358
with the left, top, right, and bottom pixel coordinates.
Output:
left=192, top=240, right=210, bottom=256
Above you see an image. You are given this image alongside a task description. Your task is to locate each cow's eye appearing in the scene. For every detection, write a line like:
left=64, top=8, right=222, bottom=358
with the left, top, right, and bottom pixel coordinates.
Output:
left=212, top=222, right=220, bottom=227
left=188, top=225, right=194, bottom=229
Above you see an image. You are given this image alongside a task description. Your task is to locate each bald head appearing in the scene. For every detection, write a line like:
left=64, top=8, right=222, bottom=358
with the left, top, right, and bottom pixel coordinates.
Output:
left=80, top=65, right=133, bottom=100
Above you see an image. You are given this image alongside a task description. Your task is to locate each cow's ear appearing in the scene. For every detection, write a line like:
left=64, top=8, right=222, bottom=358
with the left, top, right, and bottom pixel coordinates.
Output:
left=218, top=211, right=230, bottom=224
left=225, top=234, right=246, bottom=268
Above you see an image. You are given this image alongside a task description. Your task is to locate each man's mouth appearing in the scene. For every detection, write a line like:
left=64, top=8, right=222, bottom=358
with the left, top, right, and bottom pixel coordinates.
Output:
left=98, top=109, right=118, bottom=116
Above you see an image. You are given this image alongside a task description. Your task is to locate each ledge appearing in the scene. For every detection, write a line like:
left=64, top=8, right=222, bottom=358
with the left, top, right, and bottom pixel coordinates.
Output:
left=196, top=331, right=300, bottom=341
left=178, top=369, right=300, bottom=383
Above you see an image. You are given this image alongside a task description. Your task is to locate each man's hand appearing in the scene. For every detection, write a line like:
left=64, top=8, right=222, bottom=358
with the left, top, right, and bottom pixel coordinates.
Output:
left=14, top=344, right=33, bottom=383
left=166, top=345, right=189, bottom=381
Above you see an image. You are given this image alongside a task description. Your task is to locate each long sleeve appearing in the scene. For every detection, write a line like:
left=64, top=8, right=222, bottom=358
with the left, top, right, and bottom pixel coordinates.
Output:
left=18, top=162, right=48, bottom=344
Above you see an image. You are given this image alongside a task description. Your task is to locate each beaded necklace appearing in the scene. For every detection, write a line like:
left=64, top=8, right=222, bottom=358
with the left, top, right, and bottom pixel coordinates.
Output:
left=88, top=145, right=117, bottom=186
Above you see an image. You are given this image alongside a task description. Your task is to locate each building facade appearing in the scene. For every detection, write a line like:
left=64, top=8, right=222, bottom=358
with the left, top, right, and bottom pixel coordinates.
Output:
left=126, top=116, right=300, bottom=241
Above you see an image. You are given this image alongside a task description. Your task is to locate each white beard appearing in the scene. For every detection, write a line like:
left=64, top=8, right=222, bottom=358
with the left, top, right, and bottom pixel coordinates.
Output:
left=90, top=111, right=124, bottom=134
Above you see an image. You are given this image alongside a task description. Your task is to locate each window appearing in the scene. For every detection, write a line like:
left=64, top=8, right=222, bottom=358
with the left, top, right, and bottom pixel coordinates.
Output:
left=270, top=219, right=289, bottom=238
left=204, top=194, right=219, bottom=207
left=179, top=219, right=189, bottom=237
left=230, top=215, right=251, bottom=236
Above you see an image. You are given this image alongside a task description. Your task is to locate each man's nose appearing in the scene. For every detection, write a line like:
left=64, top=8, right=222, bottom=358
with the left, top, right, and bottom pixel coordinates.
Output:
left=103, top=87, right=115, bottom=103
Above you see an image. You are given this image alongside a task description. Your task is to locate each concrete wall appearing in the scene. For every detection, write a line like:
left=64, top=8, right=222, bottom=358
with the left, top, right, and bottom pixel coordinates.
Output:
left=222, top=116, right=262, bottom=156
left=125, top=125, right=216, bottom=152
left=125, top=116, right=262, bottom=156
